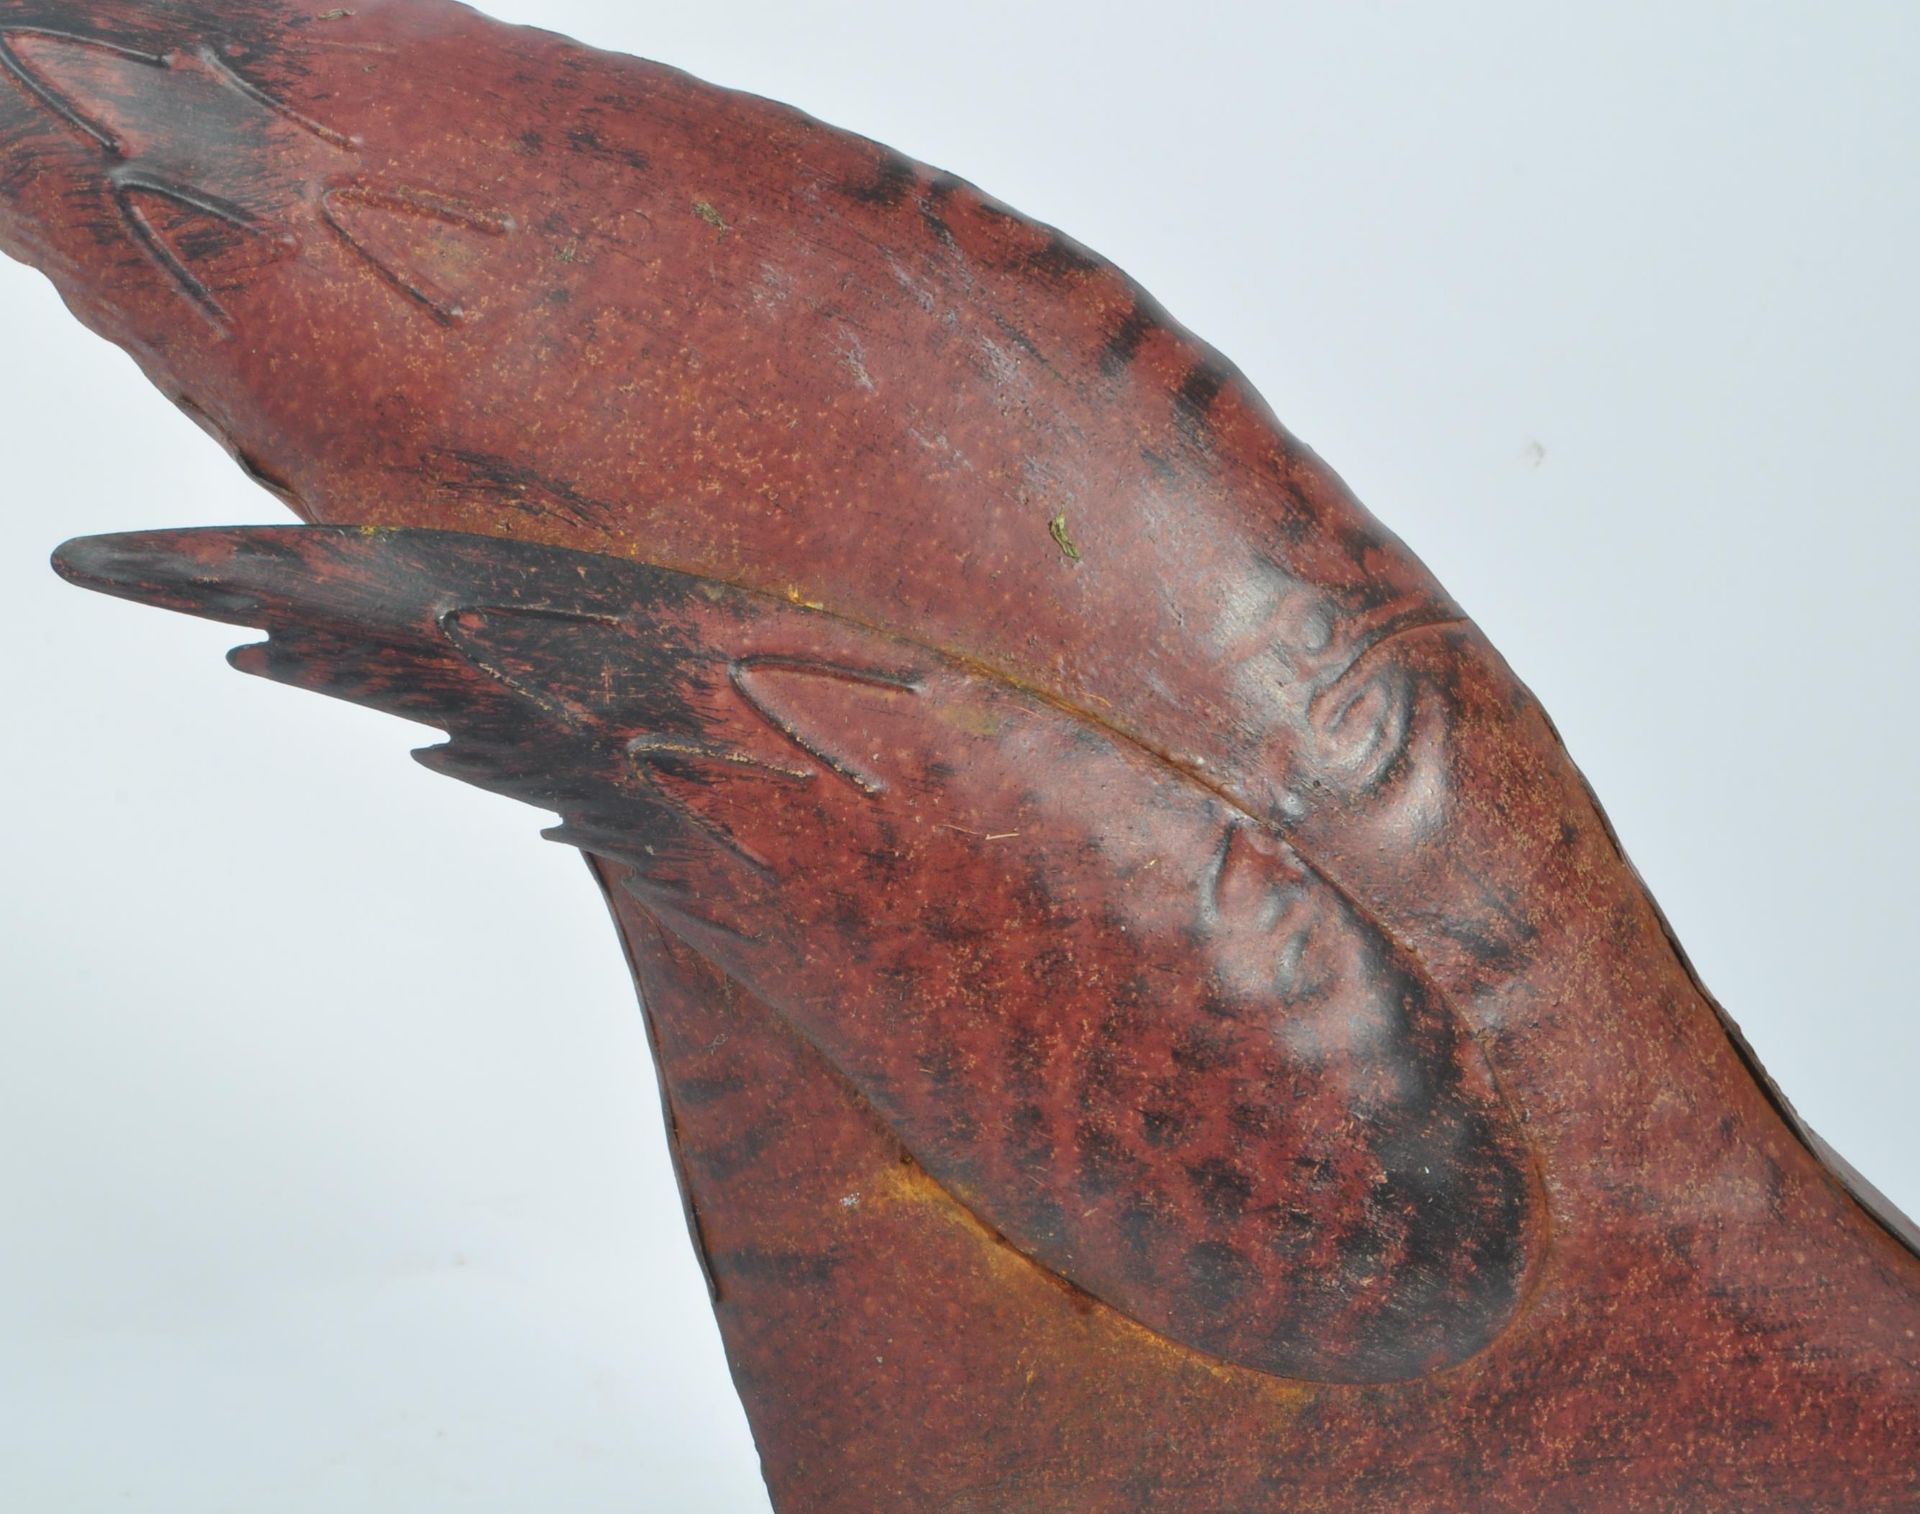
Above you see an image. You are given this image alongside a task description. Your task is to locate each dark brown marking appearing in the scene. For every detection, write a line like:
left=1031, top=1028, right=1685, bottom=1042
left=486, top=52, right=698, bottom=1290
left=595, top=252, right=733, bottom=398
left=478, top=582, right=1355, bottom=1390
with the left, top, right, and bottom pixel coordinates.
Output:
left=0, top=28, right=161, bottom=154
left=321, top=183, right=514, bottom=322
left=195, top=43, right=357, bottom=151
left=729, top=655, right=920, bottom=797
left=111, top=169, right=273, bottom=331
left=1102, top=297, right=1157, bottom=375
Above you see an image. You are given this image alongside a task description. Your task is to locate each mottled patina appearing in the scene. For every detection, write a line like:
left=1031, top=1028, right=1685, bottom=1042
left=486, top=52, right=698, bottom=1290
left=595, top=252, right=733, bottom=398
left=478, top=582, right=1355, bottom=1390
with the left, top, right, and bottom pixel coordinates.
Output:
left=4, top=2, right=1917, bottom=1508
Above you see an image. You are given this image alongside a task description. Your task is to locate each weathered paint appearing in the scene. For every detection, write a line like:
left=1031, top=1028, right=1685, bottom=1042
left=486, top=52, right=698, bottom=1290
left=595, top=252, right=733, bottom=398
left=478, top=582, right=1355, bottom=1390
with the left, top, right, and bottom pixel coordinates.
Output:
left=8, top=2, right=1919, bottom=1507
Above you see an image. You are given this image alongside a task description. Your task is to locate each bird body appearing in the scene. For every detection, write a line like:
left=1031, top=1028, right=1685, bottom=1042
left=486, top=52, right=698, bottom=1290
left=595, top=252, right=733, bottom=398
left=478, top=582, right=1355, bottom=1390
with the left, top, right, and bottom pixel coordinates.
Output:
left=4, top=2, right=1917, bottom=1507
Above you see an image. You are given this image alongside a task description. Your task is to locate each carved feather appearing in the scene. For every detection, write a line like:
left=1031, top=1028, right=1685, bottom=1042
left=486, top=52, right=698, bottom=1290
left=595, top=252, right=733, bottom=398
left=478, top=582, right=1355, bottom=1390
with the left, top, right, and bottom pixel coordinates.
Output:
left=55, top=523, right=1544, bottom=1384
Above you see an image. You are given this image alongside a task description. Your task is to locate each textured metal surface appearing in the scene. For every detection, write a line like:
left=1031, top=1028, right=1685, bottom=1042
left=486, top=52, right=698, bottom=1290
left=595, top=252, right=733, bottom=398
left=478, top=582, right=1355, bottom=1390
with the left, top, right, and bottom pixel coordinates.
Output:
left=53, top=524, right=1547, bottom=1387
left=6, top=1, right=1919, bottom=1508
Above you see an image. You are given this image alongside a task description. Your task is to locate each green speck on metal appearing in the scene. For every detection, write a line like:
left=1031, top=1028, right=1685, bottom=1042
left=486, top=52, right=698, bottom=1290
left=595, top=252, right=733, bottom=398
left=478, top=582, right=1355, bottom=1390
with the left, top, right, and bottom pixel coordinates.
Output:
left=693, top=200, right=729, bottom=234
left=1048, top=513, right=1082, bottom=562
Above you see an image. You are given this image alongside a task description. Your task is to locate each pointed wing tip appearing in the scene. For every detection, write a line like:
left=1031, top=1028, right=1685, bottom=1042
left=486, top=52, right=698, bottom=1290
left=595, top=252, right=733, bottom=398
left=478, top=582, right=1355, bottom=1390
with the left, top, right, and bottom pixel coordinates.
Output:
left=51, top=529, right=184, bottom=596
left=51, top=527, right=274, bottom=623
left=51, top=525, right=425, bottom=634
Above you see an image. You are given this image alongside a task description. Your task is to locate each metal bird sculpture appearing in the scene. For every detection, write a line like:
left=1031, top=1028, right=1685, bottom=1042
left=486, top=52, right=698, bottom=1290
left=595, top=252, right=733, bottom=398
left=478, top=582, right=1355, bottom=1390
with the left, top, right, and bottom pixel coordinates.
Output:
left=3, top=2, right=1916, bottom=1508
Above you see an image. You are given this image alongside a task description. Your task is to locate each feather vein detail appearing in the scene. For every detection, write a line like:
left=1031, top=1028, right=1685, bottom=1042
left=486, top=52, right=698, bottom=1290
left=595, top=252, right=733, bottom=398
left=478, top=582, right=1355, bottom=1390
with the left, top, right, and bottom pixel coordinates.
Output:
left=53, top=523, right=1544, bottom=1385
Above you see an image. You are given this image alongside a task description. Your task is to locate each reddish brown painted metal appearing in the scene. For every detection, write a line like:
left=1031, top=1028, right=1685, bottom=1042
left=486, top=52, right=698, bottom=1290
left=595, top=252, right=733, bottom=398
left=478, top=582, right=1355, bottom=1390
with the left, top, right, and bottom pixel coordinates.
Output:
left=6, top=1, right=1919, bottom=1508
left=52, top=524, right=1548, bottom=1388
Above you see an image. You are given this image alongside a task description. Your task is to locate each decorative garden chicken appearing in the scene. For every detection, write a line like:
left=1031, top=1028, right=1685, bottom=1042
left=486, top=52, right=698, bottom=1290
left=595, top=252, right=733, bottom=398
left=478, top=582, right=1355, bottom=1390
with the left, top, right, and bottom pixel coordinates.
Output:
left=3, top=2, right=1916, bottom=1507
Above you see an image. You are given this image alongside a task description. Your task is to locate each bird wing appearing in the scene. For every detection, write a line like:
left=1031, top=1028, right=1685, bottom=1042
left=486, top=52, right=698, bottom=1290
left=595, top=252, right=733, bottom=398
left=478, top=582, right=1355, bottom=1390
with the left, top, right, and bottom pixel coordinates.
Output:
left=54, top=523, right=1543, bottom=1384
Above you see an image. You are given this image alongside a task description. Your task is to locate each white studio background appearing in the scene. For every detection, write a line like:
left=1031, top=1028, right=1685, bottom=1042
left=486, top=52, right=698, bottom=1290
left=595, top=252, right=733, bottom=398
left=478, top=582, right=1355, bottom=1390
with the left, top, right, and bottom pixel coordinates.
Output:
left=2, top=4, right=1915, bottom=1510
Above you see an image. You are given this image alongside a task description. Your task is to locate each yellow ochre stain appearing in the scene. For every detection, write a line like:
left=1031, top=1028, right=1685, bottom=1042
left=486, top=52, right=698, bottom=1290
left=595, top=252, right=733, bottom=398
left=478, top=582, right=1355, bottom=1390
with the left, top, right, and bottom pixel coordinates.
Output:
left=855, top=1159, right=1305, bottom=1396
left=938, top=703, right=1007, bottom=739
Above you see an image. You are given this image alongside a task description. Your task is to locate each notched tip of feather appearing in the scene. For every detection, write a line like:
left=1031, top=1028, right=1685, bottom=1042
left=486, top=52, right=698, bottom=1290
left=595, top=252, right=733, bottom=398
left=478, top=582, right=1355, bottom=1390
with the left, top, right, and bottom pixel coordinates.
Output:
left=226, top=640, right=273, bottom=676
left=412, top=740, right=476, bottom=777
